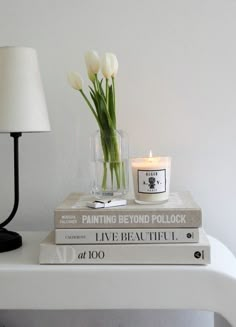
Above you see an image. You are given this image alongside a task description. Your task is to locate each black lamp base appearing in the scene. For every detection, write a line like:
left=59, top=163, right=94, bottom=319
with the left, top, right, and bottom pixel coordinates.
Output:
left=0, top=229, right=22, bottom=253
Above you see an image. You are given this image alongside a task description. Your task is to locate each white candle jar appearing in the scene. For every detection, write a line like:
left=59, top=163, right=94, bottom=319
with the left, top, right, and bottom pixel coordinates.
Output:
left=131, top=156, right=171, bottom=204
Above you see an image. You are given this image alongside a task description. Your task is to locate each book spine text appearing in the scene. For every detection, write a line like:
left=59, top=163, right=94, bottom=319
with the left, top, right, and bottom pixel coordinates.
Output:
left=55, top=210, right=202, bottom=229
left=55, top=228, right=199, bottom=244
left=40, top=242, right=210, bottom=265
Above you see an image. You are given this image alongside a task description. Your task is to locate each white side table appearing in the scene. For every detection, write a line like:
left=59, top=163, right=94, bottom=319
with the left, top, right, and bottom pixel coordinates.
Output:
left=0, top=232, right=235, bottom=327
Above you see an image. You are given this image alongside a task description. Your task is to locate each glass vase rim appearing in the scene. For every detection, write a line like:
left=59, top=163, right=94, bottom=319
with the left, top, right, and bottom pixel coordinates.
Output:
left=91, top=129, right=128, bottom=138
left=93, top=128, right=127, bottom=133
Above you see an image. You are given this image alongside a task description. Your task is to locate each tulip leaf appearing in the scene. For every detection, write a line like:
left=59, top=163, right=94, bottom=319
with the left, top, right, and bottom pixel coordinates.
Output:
left=89, top=86, right=96, bottom=98
left=97, top=79, right=106, bottom=99
left=98, top=94, right=114, bottom=129
left=89, top=91, right=98, bottom=113
left=108, top=85, right=115, bottom=126
left=97, top=93, right=109, bottom=129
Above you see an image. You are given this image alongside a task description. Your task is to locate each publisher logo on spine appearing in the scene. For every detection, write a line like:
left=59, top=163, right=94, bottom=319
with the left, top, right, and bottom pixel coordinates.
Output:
left=194, top=251, right=202, bottom=259
left=138, top=169, right=166, bottom=194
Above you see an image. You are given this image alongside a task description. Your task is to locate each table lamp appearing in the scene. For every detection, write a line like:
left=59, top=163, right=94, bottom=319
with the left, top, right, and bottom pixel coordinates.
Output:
left=0, top=46, right=51, bottom=252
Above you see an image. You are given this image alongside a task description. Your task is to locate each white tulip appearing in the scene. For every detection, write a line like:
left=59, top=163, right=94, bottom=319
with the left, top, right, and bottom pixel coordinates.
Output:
left=85, top=50, right=100, bottom=81
left=110, top=53, right=118, bottom=77
left=101, top=53, right=114, bottom=79
left=101, top=53, right=118, bottom=79
left=67, top=72, right=83, bottom=91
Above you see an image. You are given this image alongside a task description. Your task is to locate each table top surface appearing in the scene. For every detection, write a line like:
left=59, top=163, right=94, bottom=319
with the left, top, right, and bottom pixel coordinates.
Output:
left=0, top=231, right=236, bottom=312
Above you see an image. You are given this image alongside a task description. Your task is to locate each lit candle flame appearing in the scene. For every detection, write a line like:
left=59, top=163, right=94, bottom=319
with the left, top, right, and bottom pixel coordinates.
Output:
left=149, top=150, right=153, bottom=158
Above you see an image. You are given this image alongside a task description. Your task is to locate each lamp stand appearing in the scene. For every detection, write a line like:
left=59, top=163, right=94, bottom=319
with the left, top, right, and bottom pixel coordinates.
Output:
left=0, top=132, right=22, bottom=252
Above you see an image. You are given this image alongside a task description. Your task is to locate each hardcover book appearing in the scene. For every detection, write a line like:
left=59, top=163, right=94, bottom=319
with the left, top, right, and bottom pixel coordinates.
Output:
left=55, top=227, right=200, bottom=244
left=39, top=229, right=210, bottom=265
left=54, top=192, right=202, bottom=229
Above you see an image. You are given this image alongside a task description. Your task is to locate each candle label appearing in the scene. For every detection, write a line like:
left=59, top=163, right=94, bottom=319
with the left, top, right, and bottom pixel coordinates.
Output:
left=138, top=169, right=166, bottom=194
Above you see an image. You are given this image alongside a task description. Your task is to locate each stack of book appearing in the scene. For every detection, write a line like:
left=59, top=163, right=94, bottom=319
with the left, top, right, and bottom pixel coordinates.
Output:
left=39, top=192, right=211, bottom=264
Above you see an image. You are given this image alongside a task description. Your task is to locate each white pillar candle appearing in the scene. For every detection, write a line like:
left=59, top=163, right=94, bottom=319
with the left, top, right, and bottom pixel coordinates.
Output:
left=131, top=154, right=171, bottom=204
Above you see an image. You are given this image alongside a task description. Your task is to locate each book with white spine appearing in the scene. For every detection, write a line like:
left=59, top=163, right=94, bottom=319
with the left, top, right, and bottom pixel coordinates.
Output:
left=55, top=228, right=199, bottom=244
left=54, top=192, right=202, bottom=229
left=39, top=229, right=210, bottom=265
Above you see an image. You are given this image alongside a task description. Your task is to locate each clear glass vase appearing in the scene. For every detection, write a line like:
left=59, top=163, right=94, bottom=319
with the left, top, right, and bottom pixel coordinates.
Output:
left=90, top=129, right=129, bottom=198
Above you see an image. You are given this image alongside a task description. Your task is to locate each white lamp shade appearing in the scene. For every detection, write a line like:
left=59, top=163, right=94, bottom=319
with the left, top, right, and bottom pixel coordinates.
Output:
left=0, top=47, right=51, bottom=132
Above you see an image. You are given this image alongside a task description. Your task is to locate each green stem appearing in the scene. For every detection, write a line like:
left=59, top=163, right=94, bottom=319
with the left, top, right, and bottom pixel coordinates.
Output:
left=105, top=78, right=110, bottom=119
left=100, top=130, right=109, bottom=190
left=80, top=90, right=101, bottom=128
left=94, top=74, right=99, bottom=93
left=110, top=162, right=114, bottom=187
left=102, top=162, right=107, bottom=190
left=112, top=77, right=116, bottom=128
left=105, top=78, right=109, bottom=100
left=109, top=129, right=121, bottom=189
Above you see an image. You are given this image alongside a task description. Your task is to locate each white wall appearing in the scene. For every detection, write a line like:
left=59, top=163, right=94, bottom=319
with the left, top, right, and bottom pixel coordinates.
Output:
left=1, top=0, right=236, bottom=326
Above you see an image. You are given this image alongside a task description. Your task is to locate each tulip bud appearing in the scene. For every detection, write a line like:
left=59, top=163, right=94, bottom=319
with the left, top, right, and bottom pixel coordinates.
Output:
left=67, top=72, right=83, bottom=91
left=101, top=53, right=119, bottom=79
left=110, top=53, right=118, bottom=77
left=101, top=53, right=114, bottom=79
left=85, top=50, right=100, bottom=81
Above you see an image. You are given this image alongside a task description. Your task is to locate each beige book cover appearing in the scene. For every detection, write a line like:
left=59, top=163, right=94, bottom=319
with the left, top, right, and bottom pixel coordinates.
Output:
left=40, top=229, right=210, bottom=265
left=54, top=192, right=202, bottom=229
left=55, top=227, right=200, bottom=244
